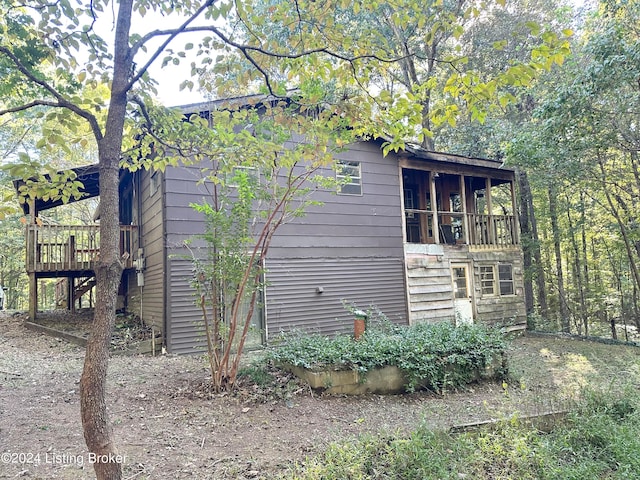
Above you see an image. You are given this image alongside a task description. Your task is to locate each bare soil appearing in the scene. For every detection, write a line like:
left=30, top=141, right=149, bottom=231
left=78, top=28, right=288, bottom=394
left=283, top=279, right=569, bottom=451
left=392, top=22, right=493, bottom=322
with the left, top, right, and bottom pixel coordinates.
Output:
left=2, top=311, right=640, bottom=479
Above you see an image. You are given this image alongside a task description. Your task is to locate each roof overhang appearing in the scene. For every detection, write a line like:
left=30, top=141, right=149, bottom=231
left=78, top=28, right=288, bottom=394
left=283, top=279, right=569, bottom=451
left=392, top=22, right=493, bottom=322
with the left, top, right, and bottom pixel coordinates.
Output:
left=396, top=143, right=515, bottom=185
left=13, top=164, right=101, bottom=215
left=12, top=164, right=136, bottom=216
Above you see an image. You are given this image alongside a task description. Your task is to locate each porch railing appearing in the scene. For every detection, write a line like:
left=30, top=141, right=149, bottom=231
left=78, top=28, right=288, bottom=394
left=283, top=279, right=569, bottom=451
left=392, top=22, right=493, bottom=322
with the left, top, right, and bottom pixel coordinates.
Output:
left=404, top=210, right=518, bottom=247
left=26, top=224, right=137, bottom=273
left=467, top=213, right=518, bottom=247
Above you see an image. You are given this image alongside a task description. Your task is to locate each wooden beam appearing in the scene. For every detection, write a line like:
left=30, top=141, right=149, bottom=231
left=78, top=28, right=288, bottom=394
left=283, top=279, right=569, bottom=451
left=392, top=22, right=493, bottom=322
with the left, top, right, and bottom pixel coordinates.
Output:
left=28, top=273, right=37, bottom=321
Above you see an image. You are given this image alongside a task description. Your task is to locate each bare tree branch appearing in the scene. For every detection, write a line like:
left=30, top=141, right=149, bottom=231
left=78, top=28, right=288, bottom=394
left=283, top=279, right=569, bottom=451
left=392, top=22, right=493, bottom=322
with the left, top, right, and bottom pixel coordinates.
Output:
left=129, top=96, right=203, bottom=160
left=127, top=20, right=408, bottom=98
left=126, top=0, right=218, bottom=90
left=0, top=100, right=59, bottom=115
left=0, top=46, right=103, bottom=141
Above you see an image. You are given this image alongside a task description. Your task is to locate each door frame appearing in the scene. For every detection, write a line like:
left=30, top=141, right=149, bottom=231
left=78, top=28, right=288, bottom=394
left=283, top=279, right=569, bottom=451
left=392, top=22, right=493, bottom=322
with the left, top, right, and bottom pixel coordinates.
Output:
left=451, top=262, right=475, bottom=325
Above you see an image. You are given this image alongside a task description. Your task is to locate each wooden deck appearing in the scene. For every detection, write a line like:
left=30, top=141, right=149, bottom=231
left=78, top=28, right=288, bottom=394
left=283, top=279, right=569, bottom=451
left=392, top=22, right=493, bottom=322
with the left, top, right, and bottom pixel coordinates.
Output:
left=26, top=224, right=137, bottom=274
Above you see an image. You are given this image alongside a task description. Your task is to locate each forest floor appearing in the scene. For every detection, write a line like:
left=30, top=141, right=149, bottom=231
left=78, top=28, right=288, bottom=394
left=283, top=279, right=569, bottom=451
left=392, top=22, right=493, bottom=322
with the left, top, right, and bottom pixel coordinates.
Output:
left=2, top=311, right=640, bottom=479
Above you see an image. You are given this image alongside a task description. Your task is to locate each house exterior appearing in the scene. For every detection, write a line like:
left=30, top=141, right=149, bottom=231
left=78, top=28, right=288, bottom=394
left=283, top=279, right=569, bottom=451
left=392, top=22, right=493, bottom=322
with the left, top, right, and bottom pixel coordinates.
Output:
left=18, top=105, right=526, bottom=354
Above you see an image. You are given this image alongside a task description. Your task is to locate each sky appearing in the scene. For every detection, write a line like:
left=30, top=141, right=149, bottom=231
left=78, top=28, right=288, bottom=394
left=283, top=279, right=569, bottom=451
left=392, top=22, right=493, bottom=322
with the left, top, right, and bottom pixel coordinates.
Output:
left=128, top=11, right=218, bottom=108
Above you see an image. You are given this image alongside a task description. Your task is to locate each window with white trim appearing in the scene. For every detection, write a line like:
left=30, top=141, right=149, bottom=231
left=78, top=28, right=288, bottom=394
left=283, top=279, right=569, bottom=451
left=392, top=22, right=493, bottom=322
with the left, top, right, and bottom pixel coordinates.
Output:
left=150, top=171, right=160, bottom=196
left=480, top=265, right=496, bottom=296
left=498, top=264, right=515, bottom=296
left=336, top=160, right=362, bottom=195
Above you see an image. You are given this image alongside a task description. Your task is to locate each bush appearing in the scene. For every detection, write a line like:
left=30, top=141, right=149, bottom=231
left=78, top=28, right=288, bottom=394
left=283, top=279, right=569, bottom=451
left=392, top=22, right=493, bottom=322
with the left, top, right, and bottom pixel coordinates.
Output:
left=268, top=322, right=507, bottom=392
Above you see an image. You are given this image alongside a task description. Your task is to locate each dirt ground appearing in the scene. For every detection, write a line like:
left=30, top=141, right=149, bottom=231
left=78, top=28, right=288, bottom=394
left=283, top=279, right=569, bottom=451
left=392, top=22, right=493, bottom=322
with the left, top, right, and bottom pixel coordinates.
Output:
left=2, top=311, right=640, bottom=480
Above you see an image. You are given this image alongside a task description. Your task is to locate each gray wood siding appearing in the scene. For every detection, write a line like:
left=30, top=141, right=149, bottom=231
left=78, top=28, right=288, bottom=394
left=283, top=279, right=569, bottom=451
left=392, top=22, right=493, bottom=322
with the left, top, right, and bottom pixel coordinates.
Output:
left=138, top=169, right=165, bottom=332
left=159, top=141, right=409, bottom=350
left=161, top=166, right=210, bottom=352
left=166, top=257, right=206, bottom=355
left=269, top=141, right=405, bottom=259
left=163, top=165, right=212, bottom=251
left=161, top=141, right=405, bottom=257
left=163, top=256, right=408, bottom=353
left=265, top=257, right=407, bottom=337
left=162, top=251, right=409, bottom=352
left=406, top=258, right=456, bottom=323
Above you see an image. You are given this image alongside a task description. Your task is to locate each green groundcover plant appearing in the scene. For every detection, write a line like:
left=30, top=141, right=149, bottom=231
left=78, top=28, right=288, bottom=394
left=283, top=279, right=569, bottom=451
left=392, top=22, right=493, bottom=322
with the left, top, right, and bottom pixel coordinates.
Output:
left=268, top=321, right=507, bottom=393
left=286, top=389, right=640, bottom=479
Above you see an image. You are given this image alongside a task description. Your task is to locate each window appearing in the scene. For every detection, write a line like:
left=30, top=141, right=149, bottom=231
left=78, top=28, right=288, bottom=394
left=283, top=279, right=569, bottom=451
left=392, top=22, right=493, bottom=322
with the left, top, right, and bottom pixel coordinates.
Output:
left=498, top=264, right=514, bottom=296
left=150, top=171, right=160, bottom=196
left=336, top=160, right=362, bottom=195
left=480, top=265, right=496, bottom=295
left=452, top=266, right=469, bottom=299
left=225, top=166, right=260, bottom=187
left=404, top=188, right=415, bottom=217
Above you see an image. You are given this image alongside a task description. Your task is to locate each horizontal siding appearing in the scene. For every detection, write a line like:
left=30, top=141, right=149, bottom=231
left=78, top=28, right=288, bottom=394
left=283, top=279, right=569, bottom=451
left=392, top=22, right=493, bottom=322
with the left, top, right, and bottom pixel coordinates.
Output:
left=265, top=257, right=408, bottom=338
left=137, top=166, right=165, bottom=334
left=161, top=141, right=406, bottom=259
left=139, top=263, right=165, bottom=331
left=472, top=249, right=527, bottom=328
left=165, top=257, right=264, bottom=354
left=163, top=165, right=211, bottom=248
left=269, top=144, right=404, bottom=257
left=166, top=258, right=206, bottom=355
left=406, top=260, right=455, bottom=323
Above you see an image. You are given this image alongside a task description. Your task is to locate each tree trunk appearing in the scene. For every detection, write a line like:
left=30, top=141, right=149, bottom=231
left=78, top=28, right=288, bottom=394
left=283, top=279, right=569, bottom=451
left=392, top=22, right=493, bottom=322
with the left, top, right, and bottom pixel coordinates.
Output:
left=610, top=310, right=618, bottom=340
left=517, top=168, right=535, bottom=317
left=79, top=0, right=133, bottom=478
left=566, top=193, right=587, bottom=335
left=580, top=192, right=590, bottom=333
left=518, top=169, right=548, bottom=321
left=598, top=157, right=640, bottom=300
left=530, top=190, right=548, bottom=318
left=549, top=186, right=570, bottom=333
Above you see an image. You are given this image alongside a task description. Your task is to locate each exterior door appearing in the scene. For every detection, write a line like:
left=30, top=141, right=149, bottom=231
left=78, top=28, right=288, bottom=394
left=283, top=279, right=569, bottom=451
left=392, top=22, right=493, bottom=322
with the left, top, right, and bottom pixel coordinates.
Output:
left=451, top=263, right=474, bottom=325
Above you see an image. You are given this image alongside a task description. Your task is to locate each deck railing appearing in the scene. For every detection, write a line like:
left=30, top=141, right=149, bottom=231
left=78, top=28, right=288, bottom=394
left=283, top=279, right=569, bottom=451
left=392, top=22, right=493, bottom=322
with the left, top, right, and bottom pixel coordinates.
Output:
left=404, top=210, right=518, bottom=247
left=26, top=224, right=137, bottom=273
left=467, top=213, right=518, bottom=247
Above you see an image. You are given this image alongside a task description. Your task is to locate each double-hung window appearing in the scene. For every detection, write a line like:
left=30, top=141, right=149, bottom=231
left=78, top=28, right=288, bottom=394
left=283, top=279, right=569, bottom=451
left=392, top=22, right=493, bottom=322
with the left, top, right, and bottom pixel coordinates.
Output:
left=336, top=160, right=362, bottom=195
left=480, top=265, right=497, bottom=296
left=498, top=264, right=515, bottom=296
left=480, top=264, right=515, bottom=296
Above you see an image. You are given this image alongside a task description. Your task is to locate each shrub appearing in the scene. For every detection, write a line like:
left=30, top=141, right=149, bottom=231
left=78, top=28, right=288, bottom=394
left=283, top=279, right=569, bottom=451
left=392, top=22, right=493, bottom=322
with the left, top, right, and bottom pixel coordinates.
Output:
left=267, top=322, right=507, bottom=392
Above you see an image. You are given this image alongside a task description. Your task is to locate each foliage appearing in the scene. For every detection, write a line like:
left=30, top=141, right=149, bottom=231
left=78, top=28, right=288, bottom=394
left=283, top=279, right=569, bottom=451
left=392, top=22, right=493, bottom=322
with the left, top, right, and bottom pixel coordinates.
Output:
left=288, top=388, right=640, bottom=479
left=214, top=0, right=573, bottom=152
left=0, top=213, right=29, bottom=309
left=502, top=0, right=640, bottom=336
left=183, top=100, right=359, bottom=393
left=268, top=321, right=507, bottom=393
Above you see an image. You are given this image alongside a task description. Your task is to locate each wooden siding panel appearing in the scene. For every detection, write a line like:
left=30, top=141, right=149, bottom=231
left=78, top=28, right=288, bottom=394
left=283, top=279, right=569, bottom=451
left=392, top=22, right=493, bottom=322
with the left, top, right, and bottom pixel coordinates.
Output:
left=166, top=257, right=206, bottom=355
left=161, top=141, right=405, bottom=259
left=138, top=168, right=165, bottom=334
left=141, top=263, right=165, bottom=329
left=265, top=257, right=407, bottom=337
left=164, top=255, right=408, bottom=353
left=406, top=260, right=455, bottom=323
